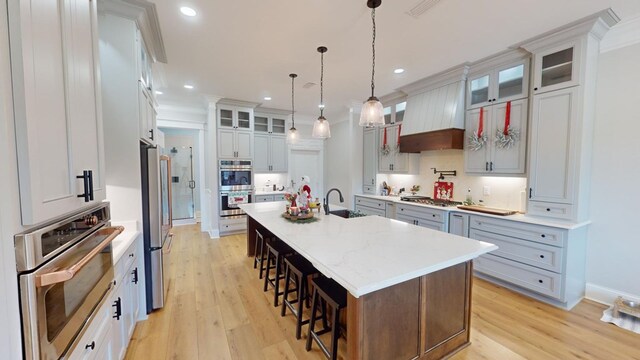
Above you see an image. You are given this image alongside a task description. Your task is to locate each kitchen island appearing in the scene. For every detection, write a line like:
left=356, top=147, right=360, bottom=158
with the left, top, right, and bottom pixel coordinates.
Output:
left=240, top=202, right=497, bottom=360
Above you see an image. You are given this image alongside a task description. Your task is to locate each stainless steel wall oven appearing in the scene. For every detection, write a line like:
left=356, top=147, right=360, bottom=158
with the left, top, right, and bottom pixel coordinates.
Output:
left=15, top=203, right=123, bottom=359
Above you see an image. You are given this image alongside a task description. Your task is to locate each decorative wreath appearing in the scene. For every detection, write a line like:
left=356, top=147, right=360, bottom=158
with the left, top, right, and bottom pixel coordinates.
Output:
left=380, top=144, right=391, bottom=156
left=495, top=127, right=520, bottom=149
left=468, top=131, right=487, bottom=152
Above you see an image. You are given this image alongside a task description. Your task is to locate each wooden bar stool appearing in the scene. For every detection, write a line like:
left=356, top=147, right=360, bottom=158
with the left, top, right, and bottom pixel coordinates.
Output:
left=253, top=229, right=268, bottom=279
left=281, top=254, right=319, bottom=339
left=306, top=277, right=347, bottom=360
left=263, top=240, right=294, bottom=306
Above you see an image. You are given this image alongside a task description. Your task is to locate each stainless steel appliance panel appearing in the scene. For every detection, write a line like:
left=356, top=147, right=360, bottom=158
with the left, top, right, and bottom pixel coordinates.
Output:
left=148, top=147, right=162, bottom=249
left=159, top=155, right=172, bottom=247
left=219, top=191, right=253, bottom=217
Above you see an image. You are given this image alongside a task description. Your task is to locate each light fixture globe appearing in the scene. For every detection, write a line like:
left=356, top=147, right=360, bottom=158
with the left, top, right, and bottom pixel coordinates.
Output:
left=312, top=115, right=331, bottom=138
left=312, top=46, right=331, bottom=139
left=359, top=96, right=384, bottom=126
left=360, top=0, right=385, bottom=127
left=287, top=126, right=298, bottom=144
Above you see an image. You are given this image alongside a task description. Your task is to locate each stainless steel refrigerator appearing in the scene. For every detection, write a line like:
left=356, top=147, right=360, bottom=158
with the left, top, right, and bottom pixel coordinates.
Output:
left=140, top=143, right=173, bottom=313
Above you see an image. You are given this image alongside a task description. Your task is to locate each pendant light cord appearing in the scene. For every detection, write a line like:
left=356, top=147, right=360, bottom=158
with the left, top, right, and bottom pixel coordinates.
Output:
left=320, top=50, right=324, bottom=117
left=371, top=8, right=376, bottom=99
left=291, top=74, right=295, bottom=128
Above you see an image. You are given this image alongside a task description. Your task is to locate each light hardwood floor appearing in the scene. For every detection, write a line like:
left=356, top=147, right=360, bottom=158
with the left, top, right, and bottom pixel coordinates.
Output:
left=125, top=225, right=640, bottom=360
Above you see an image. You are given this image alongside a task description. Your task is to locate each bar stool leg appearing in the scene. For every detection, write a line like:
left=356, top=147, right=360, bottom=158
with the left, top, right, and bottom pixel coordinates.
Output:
left=258, top=239, right=268, bottom=280
left=281, top=263, right=292, bottom=317
left=253, top=232, right=262, bottom=269
left=295, top=274, right=306, bottom=339
left=306, top=287, right=319, bottom=351
left=263, top=251, right=273, bottom=292
left=274, top=253, right=282, bottom=306
left=330, top=306, right=340, bottom=360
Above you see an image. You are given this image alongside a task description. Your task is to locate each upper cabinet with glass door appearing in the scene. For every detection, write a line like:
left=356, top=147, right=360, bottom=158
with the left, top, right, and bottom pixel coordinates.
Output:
left=382, top=99, right=407, bottom=125
left=254, top=112, right=287, bottom=135
left=217, top=104, right=254, bottom=131
left=531, top=41, right=581, bottom=94
left=467, top=50, right=530, bottom=109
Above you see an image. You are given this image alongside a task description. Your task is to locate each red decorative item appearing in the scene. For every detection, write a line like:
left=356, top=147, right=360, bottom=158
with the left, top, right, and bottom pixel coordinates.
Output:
left=433, top=181, right=454, bottom=201
left=503, top=101, right=511, bottom=135
left=383, top=127, right=388, bottom=147
left=478, top=107, right=484, bottom=137
left=302, top=185, right=311, bottom=199
left=397, top=124, right=402, bottom=146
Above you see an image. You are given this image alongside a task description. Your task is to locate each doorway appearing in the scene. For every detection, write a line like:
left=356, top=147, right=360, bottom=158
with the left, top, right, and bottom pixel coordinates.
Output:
left=161, top=128, right=200, bottom=224
left=289, top=143, right=324, bottom=201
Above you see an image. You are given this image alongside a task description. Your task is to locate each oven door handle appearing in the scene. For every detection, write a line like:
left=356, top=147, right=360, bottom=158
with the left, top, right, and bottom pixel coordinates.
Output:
left=35, top=226, right=125, bottom=287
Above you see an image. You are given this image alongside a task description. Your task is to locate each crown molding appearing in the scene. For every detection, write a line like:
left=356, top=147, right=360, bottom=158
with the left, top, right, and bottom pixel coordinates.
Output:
left=600, top=13, right=640, bottom=53
left=254, top=107, right=292, bottom=116
left=98, top=0, right=167, bottom=63
left=217, top=98, right=260, bottom=108
left=398, top=63, right=469, bottom=96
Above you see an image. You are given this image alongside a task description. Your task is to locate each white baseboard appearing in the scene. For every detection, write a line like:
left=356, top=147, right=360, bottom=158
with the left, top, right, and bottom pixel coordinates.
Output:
left=585, top=283, right=640, bottom=305
left=173, top=218, right=197, bottom=226
left=208, top=229, right=220, bottom=239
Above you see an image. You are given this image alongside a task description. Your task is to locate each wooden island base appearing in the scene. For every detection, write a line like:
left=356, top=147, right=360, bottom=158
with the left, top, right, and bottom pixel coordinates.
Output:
left=246, top=216, right=473, bottom=360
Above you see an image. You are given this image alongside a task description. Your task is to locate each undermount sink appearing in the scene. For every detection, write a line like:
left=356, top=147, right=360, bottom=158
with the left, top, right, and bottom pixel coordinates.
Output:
left=329, top=210, right=366, bottom=219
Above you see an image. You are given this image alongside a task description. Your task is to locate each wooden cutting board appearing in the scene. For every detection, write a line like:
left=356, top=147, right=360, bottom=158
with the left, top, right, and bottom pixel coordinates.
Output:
left=456, top=205, right=518, bottom=216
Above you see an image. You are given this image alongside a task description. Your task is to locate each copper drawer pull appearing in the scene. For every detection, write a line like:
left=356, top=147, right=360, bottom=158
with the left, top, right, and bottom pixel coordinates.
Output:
left=35, top=226, right=124, bottom=287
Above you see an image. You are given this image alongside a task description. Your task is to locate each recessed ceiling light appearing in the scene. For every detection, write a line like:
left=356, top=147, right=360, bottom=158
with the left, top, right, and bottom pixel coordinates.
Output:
left=155, top=91, right=163, bottom=95
left=184, top=84, right=194, bottom=89
left=394, top=68, right=405, bottom=74
left=264, top=97, right=272, bottom=101
left=180, top=6, right=197, bottom=17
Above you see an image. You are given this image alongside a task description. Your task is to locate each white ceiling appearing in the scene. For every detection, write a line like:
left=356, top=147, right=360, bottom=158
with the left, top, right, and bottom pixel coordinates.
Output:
left=152, top=0, right=640, bottom=118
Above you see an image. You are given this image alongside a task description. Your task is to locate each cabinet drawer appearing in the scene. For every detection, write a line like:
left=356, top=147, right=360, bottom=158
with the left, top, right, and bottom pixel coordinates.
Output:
left=274, top=194, right=286, bottom=201
left=469, top=216, right=566, bottom=247
left=115, top=238, right=139, bottom=283
left=220, top=217, right=247, bottom=233
left=475, top=254, right=563, bottom=300
left=470, top=229, right=564, bottom=273
left=68, top=293, right=112, bottom=360
left=528, top=201, right=574, bottom=220
left=396, top=204, right=445, bottom=224
left=255, top=195, right=275, bottom=202
left=355, top=196, right=386, bottom=210
left=355, top=204, right=386, bottom=217
left=396, top=214, right=445, bottom=232
left=363, top=185, right=375, bottom=194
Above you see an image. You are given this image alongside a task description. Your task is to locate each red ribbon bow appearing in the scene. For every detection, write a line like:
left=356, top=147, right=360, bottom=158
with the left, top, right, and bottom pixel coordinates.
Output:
left=478, top=107, right=484, bottom=137
left=503, top=101, right=511, bottom=135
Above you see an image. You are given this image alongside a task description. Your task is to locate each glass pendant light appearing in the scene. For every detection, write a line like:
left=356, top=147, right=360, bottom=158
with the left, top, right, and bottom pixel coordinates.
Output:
left=287, top=73, right=298, bottom=145
left=359, top=0, right=385, bottom=127
left=312, top=46, right=331, bottom=139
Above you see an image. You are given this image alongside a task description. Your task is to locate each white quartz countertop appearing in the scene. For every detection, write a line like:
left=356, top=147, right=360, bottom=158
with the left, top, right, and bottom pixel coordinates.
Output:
left=239, top=202, right=497, bottom=298
left=111, top=220, right=141, bottom=265
left=355, top=194, right=589, bottom=230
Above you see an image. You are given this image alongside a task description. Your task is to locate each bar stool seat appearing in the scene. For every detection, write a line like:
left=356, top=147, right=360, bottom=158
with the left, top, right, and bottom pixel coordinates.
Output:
left=263, top=240, right=295, bottom=306
left=281, top=254, right=319, bottom=339
left=306, top=277, right=347, bottom=360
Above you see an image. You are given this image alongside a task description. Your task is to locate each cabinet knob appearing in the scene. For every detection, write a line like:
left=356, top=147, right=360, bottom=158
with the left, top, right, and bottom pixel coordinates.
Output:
left=541, top=234, right=546, bottom=238
left=432, top=214, right=436, bottom=217
left=539, top=255, right=545, bottom=259
left=534, top=87, right=538, bottom=91
left=546, top=208, right=551, bottom=212
left=129, top=253, right=134, bottom=258
left=492, top=98, right=496, bottom=102
left=85, top=341, right=95, bottom=351
left=538, top=279, right=544, bottom=284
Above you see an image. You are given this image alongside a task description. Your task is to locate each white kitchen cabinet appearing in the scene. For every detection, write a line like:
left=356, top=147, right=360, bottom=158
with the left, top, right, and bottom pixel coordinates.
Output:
left=395, top=203, right=447, bottom=232
left=468, top=215, right=586, bottom=309
left=362, top=128, right=377, bottom=192
left=467, top=55, right=529, bottom=109
left=8, top=0, right=106, bottom=225
left=254, top=114, right=287, bottom=135
left=254, top=133, right=287, bottom=173
left=532, top=41, right=581, bottom=95
left=138, top=80, right=157, bottom=145
left=464, top=99, right=528, bottom=175
left=255, top=194, right=275, bottom=203
left=448, top=212, right=469, bottom=237
left=67, top=295, right=114, bottom=360
left=521, top=10, right=618, bottom=222
left=218, top=129, right=253, bottom=159
left=354, top=196, right=390, bottom=218
left=528, top=87, right=578, bottom=213
left=218, top=105, right=253, bottom=131
left=378, top=124, right=410, bottom=173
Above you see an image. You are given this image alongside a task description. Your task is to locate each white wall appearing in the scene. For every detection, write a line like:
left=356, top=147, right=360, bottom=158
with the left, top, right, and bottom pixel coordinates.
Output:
left=0, top=2, right=26, bottom=357
left=323, top=107, right=363, bottom=209
left=585, top=41, right=640, bottom=303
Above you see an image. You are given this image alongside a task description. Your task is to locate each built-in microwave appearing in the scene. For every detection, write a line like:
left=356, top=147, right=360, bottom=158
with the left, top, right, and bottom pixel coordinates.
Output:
left=219, top=160, right=253, bottom=191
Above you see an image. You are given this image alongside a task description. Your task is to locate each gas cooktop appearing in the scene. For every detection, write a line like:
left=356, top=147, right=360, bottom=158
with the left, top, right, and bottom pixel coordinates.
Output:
left=399, top=195, right=462, bottom=207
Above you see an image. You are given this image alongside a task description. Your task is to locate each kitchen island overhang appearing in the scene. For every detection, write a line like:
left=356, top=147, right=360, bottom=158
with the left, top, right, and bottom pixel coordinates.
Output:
left=240, top=202, right=497, bottom=359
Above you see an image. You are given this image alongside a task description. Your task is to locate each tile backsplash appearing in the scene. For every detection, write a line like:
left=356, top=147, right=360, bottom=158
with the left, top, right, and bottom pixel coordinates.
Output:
left=377, top=150, right=527, bottom=210
left=255, top=173, right=288, bottom=192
